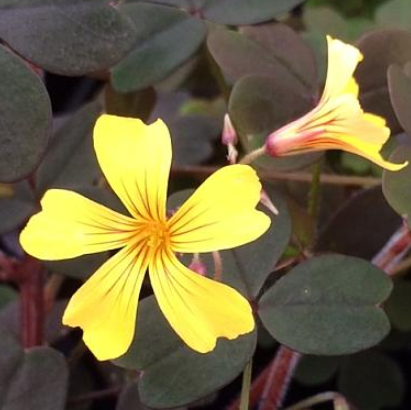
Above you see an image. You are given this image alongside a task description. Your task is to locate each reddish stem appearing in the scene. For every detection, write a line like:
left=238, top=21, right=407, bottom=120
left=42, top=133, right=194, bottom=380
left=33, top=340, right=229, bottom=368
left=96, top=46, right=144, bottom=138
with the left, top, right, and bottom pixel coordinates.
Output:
left=257, top=347, right=301, bottom=410
left=18, top=256, right=44, bottom=348
left=371, top=222, right=411, bottom=275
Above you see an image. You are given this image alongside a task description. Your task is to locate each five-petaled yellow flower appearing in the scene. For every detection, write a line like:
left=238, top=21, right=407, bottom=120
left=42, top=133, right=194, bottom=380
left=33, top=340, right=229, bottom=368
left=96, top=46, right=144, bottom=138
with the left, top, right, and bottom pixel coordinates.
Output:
left=20, top=115, right=271, bottom=360
left=265, top=36, right=407, bottom=171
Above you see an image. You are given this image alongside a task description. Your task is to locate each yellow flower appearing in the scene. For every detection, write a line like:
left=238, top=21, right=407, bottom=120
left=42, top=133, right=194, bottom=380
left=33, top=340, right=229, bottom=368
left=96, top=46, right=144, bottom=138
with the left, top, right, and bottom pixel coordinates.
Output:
left=265, top=36, right=407, bottom=171
left=20, top=115, right=271, bottom=361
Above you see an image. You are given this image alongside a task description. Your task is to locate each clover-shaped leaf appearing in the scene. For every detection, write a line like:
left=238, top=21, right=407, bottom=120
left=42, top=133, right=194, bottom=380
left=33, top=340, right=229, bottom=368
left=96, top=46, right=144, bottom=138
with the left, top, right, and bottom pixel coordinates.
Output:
left=356, top=29, right=411, bottom=132
left=112, top=3, right=205, bottom=92
left=259, top=255, right=392, bottom=355
left=0, top=0, right=137, bottom=75
left=36, top=102, right=103, bottom=194
left=208, top=23, right=317, bottom=91
left=0, top=326, right=68, bottom=410
left=115, top=296, right=256, bottom=408
left=388, top=63, right=411, bottom=136
left=318, top=186, right=401, bottom=259
left=126, top=0, right=306, bottom=25
left=0, top=182, right=36, bottom=235
left=382, top=145, right=411, bottom=223
left=0, top=45, right=51, bottom=182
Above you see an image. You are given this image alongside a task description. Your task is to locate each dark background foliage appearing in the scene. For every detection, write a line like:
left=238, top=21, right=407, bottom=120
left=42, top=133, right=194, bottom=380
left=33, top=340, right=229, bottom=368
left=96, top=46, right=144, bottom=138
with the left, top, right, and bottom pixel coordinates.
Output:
left=2, top=0, right=411, bottom=409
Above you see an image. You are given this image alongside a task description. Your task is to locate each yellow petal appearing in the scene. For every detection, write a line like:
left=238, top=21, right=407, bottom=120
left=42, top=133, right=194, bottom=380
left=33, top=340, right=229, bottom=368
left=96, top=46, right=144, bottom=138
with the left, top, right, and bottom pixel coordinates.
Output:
left=321, top=36, right=363, bottom=102
left=94, top=115, right=171, bottom=222
left=334, top=135, right=408, bottom=171
left=168, top=165, right=271, bottom=253
left=149, top=249, right=254, bottom=353
left=20, top=189, right=137, bottom=260
left=63, top=244, right=149, bottom=360
left=363, top=112, right=387, bottom=128
left=343, top=77, right=359, bottom=98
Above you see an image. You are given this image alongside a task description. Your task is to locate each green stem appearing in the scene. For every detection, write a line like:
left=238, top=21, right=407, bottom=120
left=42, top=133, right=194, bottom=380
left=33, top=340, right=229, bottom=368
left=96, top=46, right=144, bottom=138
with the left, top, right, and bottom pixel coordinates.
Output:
left=307, top=159, right=322, bottom=247
left=283, top=392, right=347, bottom=410
left=240, top=360, right=253, bottom=410
left=308, top=159, right=322, bottom=219
left=240, top=147, right=267, bottom=165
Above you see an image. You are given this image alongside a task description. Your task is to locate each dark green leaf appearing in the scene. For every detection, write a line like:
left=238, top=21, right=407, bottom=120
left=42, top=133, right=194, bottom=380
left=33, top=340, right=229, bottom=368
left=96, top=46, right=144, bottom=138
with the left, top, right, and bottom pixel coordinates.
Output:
left=0, top=300, right=68, bottom=344
left=45, top=253, right=109, bottom=280
left=116, top=381, right=147, bottom=410
left=0, top=327, right=68, bottom=410
left=36, top=102, right=103, bottom=194
left=105, top=85, right=156, bottom=121
left=259, top=255, right=392, bottom=355
left=338, top=352, right=404, bottom=410
left=68, top=362, right=96, bottom=410
left=295, top=355, right=341, bottom=385
left=201, top=0, right=307, bottom=25
left=0, top=182, right=36, bottom=235
left=388, top=63, right=411, bottom=136
left=385, top=279, right=411, bottom=331
left=208, top=23, right=317, bottom=92
left=318, top=186, right=401, bottom=259
left=340, top=152, right=373, bottom=175
left=0, top=45, right=51, bottom=182
left=303, top=6, right=374, bottom=42
left=229, top=74, right=321, bottom=171
left=382, top=145, right=411, bottom=222
left=356, top=29, right=411, bottom=132
left=0, top=0, right=137, bottom=75
left=169, top=115, right=219, bottom=166
left=116, top=297, right=256, bottom=408
left=375, top=0, right=411, bottom=32
left=126, top=0, right=306, bottom=25
left=112, top=3, right=205, bottom=92
left=0, top=285, right=17, bottom=310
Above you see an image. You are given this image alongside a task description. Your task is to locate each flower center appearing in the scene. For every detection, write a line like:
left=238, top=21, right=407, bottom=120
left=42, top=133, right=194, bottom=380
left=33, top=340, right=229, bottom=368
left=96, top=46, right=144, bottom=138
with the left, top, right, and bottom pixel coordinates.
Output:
left=146, top=221, right=170, bottom=250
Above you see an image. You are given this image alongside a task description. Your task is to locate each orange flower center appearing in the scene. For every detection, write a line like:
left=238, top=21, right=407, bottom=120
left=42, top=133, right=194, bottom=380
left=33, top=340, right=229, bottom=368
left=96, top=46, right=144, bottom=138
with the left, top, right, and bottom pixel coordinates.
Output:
left=146, top=221, right=170, bottom=250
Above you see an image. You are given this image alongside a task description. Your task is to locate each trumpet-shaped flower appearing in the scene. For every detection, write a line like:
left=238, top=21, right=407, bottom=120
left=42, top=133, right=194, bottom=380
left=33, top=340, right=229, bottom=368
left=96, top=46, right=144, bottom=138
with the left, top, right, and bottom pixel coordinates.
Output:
left=265, top=36, right=407, bottom=171
left=20, top=115, right=271, bottom=361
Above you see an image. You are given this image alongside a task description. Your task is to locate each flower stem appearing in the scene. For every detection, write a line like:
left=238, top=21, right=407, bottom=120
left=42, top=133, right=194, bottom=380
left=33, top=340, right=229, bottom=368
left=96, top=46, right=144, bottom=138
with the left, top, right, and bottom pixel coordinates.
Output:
left=171, top=165, right=381, bottom=187
left=18, top=257, right=44, bottom=348
left=240, top=359, right=253, bottom=410
left=240, top=147, right=267, bottom=165
left=307, top=159, right=322, bottom=248
left=282, top=392, right=348, bottom=410
left=258, top=347, right=301, bottom=410
left=68, top=387, right=122, bottom=404
left=307, top=159, right=322, bottom=220
left=212, top=251, right=223, bottom=281
left=371, top=222, right=411, bottom=275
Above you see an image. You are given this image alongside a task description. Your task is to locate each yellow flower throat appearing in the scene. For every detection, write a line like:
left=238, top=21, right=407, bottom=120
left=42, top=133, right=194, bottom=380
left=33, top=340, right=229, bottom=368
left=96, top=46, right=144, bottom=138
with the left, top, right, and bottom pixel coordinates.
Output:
left=145, top=221, right=171, bottom=250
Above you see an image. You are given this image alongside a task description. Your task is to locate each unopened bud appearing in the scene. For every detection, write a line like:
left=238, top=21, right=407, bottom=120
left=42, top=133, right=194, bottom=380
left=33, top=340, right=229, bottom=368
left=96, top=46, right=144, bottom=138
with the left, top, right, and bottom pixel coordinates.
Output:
left=260, top=189, right=279, bottom=215
left=222, top=114, right=238, bottom=146
left=222, top=115, right=239, bottom=164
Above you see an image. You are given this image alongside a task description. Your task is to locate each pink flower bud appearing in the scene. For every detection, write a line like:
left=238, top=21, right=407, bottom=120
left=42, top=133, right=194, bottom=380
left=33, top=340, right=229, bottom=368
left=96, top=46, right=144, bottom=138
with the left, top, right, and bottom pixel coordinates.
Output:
left=222, top=114, right=238, bottom=146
